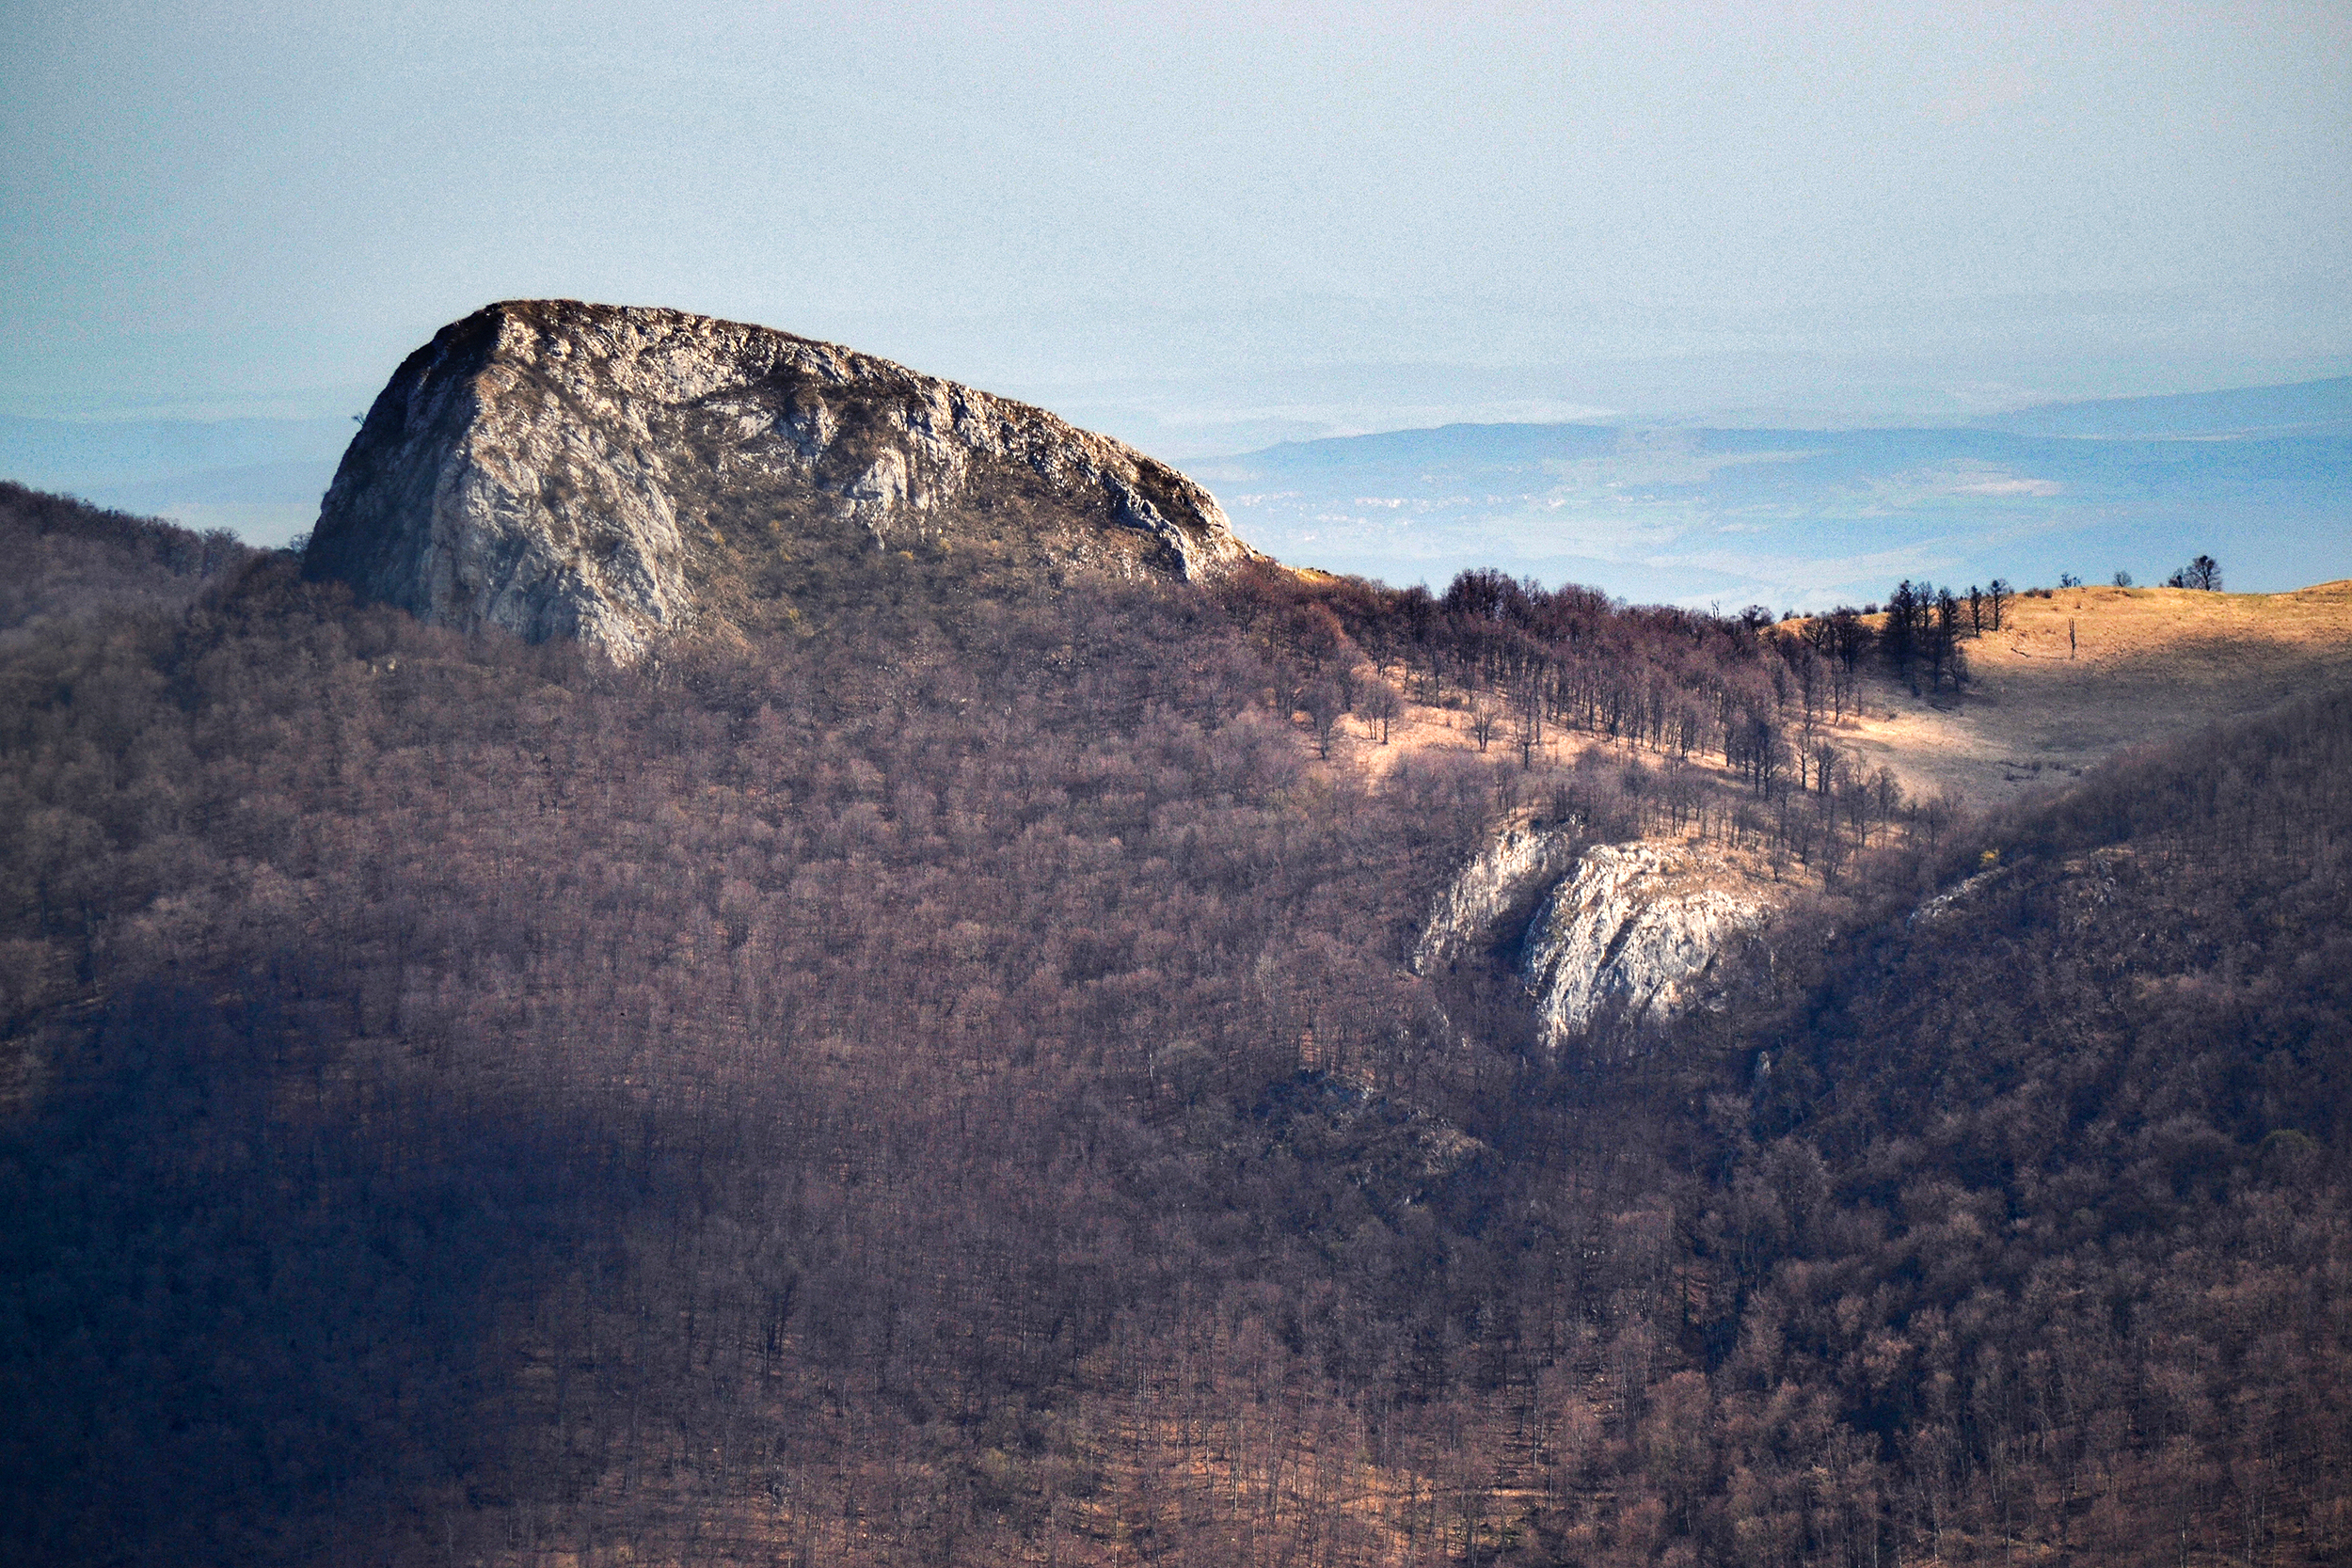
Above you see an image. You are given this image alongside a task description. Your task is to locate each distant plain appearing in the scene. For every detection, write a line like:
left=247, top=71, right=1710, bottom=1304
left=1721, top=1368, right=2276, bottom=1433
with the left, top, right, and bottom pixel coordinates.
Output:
left=4, top=373, right=2345, bottom=614
left=1198, top=376, right=2352, bottom=610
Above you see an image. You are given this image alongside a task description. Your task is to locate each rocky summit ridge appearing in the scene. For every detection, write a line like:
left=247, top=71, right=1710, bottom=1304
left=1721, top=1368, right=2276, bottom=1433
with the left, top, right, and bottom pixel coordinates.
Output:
left=303, top=300, right=1259, bottom=659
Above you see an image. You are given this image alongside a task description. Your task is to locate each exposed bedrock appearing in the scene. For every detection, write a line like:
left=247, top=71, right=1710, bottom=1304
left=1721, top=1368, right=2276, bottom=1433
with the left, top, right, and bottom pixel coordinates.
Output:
left=1519, top=843, right=1765, bottom=1048
left=1415, top=830, right=1768, bottom=1052
left=1410, top=822, right=1581, bottom=976
left=304, top=299, right=1260, bottom=659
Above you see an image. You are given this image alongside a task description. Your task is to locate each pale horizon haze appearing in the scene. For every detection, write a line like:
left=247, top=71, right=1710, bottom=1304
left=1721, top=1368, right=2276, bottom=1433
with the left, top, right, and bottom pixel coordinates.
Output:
left=4, top=1, right=2346, bottom=595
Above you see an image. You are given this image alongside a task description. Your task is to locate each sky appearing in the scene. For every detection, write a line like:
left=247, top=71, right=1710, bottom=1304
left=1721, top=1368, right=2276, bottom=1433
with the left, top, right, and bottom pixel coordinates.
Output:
left=3, top=1, right=2348, bottom=564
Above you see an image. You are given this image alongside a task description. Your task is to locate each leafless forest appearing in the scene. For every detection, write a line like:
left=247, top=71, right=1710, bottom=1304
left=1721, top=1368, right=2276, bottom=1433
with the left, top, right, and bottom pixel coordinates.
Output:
left=3, top=482, right=2346, bottom=1565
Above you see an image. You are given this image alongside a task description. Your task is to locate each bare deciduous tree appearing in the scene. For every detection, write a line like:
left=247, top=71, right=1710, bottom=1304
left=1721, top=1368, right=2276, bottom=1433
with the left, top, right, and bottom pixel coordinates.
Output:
left=2168, top=554, right=2222, bottom=591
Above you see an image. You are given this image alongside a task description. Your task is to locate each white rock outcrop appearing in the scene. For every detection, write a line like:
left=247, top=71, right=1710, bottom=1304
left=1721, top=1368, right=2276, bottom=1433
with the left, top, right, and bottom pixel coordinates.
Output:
left=1520, top=844, right=1764, bottom=1047
left=306, top=300, right=1259, bottom=659
left=1410, top=823, right=1579, bottom=975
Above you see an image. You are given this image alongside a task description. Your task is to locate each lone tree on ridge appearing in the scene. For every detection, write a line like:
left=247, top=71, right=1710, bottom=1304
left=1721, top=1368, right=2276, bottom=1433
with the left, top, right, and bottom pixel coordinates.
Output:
left=2168, top=554, right=2222, bottom=591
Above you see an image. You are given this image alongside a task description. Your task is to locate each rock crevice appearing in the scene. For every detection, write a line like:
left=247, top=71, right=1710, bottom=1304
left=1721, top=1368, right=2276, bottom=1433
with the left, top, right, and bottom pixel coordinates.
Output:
left=1410, top=823, right=1580, bottom=976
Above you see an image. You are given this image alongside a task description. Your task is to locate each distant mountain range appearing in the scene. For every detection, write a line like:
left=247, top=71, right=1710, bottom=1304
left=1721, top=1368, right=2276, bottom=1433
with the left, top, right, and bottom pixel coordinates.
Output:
left=5, top=375, right=2346, bottom=603
left=1965, top=374, right=2352, bottom=439
left=1198, top=377, right=2352, bottom=609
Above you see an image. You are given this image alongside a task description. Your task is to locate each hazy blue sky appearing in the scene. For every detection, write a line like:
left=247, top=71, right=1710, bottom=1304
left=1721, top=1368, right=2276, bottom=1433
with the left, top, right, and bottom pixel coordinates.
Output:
left=5, top=0, right=2348, bottom=453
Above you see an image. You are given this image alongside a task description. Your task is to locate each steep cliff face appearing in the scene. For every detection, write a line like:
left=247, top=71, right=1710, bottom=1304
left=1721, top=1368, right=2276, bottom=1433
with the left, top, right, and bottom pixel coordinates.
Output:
left=1520, top=844, right=1764, bottom=1049
left=1410, top=823, right=1579, bottom=975
left=304, top=300, right=1259, bottom=659
left=1413, top=823, right=1770, bottom=1053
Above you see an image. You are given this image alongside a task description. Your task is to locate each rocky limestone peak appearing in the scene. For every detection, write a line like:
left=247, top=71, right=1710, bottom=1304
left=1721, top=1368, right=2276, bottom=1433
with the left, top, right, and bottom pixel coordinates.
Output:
left=303, top=299, right=1261, bottom=659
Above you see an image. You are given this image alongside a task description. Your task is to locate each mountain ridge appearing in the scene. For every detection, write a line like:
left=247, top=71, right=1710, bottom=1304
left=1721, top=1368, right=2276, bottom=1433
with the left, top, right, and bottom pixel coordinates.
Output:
left=1965, top=372, right=2352, bottom=438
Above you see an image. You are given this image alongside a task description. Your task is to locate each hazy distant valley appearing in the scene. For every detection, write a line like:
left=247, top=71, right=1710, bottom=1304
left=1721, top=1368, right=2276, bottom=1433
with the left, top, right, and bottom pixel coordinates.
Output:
left=1201, top=375, right=2352, bottom=610
left=9, top=376, right=2347, bottom=613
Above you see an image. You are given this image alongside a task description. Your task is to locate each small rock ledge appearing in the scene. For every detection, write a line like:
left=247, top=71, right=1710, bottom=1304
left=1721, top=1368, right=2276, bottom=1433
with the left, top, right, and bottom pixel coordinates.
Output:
left=1414, top=829, right=1768, bottom=1054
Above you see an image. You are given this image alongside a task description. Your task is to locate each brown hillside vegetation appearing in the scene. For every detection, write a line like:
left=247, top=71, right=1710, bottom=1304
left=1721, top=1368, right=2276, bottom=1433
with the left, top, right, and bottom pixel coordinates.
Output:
left=1263, top=578, right=2352, bottom=933
left=5, top=491, right=2348, bottom=1567
left=1830, top=580, right=2352, bottom=809
left=1276, top=578, right=2352, bottom=845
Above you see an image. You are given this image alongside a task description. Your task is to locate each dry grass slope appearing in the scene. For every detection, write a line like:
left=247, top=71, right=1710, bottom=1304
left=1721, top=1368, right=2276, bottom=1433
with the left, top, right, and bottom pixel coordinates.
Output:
left=1829, top=579, right=2352, bottom=810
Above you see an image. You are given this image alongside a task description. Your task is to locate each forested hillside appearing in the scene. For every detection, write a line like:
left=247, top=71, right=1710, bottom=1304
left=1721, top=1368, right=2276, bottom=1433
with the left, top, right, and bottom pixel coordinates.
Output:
left=1665, top=686, right=2352, bottom=1563
left=0, top=480, right=253, bottom=639
left=2, top=489, right=2344, bottom=1565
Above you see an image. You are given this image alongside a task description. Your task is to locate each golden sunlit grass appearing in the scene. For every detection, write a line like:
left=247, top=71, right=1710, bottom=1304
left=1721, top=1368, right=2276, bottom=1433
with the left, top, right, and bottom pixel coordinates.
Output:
left=1317, top=581, right=2352, bottom=813
left=1832, top=579, right=2352, bottom=810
